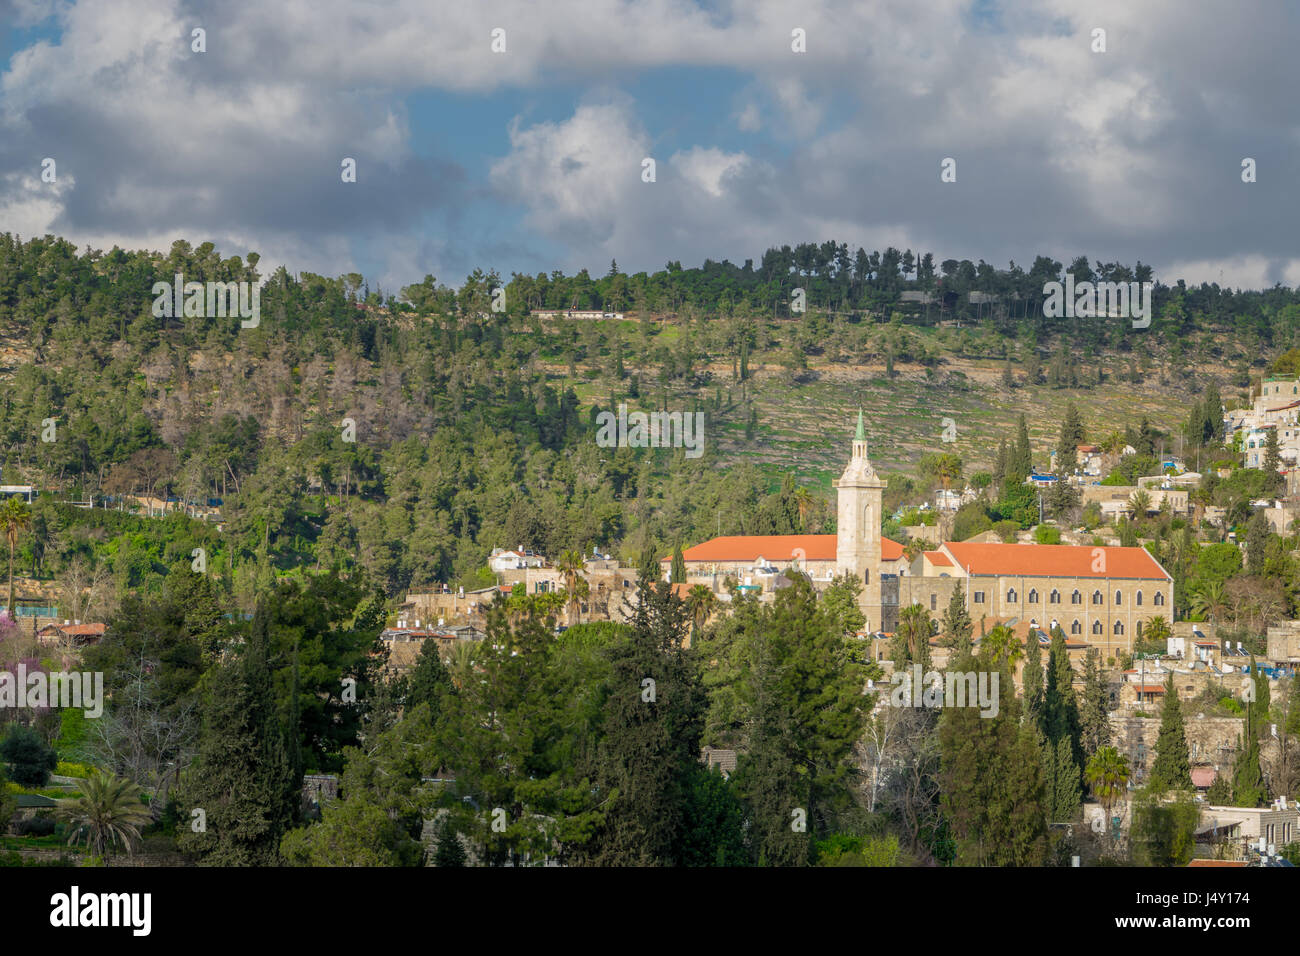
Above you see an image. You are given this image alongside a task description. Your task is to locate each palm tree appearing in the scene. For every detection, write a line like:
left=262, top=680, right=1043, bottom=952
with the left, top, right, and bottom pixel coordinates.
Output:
left=1142, top=615, right=1173, bottom=647
left=0, top=496, right=31, bottom=618
left=1191, top=581, right=1229, bottom=626
left=1128, top=489, right=1152, bottom=517
left=792, top=487, right=815, bottom=531
left=1084, top=746, right=1131, bottom=824
left=981, top=624, right=1024, bottom=670
left=56, top=770, right=153, bottom=859
left=686, top=584, right=716, bottom=637
left=556, top=549, right=587, bottom=626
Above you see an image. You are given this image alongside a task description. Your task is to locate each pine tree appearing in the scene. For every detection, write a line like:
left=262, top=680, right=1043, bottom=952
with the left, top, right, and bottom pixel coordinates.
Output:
left=583, top=571, right=706, bottom=865
left=407, top=638, right=452, bottom=718
left=178, top=611, right=299, bottom=865
left=733, top=576, right=866, bottom=865
left=1079, top=648, right=1111, bottom=757
left=1205, top=772, right=1232, bottom=805
left=1149, top=674, right=1193, bottom=791
left=939, top=651, right=1048, bottom=865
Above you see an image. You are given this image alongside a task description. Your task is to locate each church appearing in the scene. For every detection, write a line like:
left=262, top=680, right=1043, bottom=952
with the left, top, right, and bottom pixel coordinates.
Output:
left=664, top=413, right=1174, bottom=659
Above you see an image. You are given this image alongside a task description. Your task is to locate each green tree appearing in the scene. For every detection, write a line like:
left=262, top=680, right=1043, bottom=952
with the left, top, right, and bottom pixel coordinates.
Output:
left=1149, top=674, right=1193, bottom=792
left=1, top=724, right=58, bottom=787
left=1231, top=734, right=1267, bottom=807
left=939, top=650, right=1048, bottom=866
left=890, top=603, right=933, bottom=670
left=177, top=611, right=299, bottom=865
left=1079, top=648, right=1111, bottom=756
left=407, top=638, right=452, bottom=718
left=0, top=496, right=31, bottom=617
left=939, top=582, right=973, bottom=656
left=56, top=770, right=153, bottom=859
left=1084, top=746, right=1130, bottom=820
left=579, top=572, right=705, bottom=865
left=1131, top=787, right=1199, bottom=866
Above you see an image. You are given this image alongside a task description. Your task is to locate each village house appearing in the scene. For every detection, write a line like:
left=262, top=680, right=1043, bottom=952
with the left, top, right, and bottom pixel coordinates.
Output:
left=35, top=621, right=106, bottom=648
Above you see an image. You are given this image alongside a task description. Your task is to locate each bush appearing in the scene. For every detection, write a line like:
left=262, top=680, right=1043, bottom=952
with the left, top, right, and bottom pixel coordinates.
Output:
left=1034, top=524, right=1062, bottom=544
left=1, top=726, right=58, bottom=788
left=12, top=814, right=56, bottom=837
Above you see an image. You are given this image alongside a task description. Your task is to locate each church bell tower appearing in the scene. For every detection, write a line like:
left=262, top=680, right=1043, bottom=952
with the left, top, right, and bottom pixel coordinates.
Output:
left=834, top=409, right=886, bottom=630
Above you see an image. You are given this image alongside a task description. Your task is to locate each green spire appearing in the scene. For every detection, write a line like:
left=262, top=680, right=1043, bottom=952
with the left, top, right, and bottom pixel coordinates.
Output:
left=855, top=408, right=865, bottom=441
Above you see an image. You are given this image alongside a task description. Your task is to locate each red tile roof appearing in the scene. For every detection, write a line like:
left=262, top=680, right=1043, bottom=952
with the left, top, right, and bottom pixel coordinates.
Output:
left=923, top=550, right=952, bottom=566
left=942, top=542, right=1170, bottom=580
left=667, top=534, right=903, bottom=563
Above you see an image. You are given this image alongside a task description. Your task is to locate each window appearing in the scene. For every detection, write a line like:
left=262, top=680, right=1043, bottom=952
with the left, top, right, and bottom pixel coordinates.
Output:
left=1092, top=590, right=1103, bottom=605
left=1136, top=591, right=1143, bottom=606
left=864, top=570, right=870, bottom=585
left=1092, top=620, right=1103, bottom=635
left=930, top=593, right=937, bottom=611
left=1154, top=592, right=1165, bottom=606
left=1050, top=589, right=1060, bottom=604
left=1115, top=590, right=1123, bottom=605
left=973, top=591, right=985, bottom=604
left=1007, top=588, right=1017, bottom=602
left=1028, top=589, right=1039, bottom=603
left=1070, top=620, right=1081, bottom=635
left=1114, top=621, right=1124, bottom=635
left=1071, top=590, right=1082, bottom=605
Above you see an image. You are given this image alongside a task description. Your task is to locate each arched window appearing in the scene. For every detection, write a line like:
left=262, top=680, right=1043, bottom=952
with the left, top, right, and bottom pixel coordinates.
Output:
left=1028, top=589, right=1039, bottom=603
left=1113, top=621, right=1124, bottom=635
left=1092, top=590, right=1103, bottom=605
left=1007, top=588, right=1017, bottom=602
left=1050, top=589, right=1060, bottom=604
left=1071, top=590, right=1082, bottom=605
left=1136, top=591, right=1143, bottom=606
left=1092, top=620, right=1103, bottom=635
left=1115, top=590, right=1123, bottom=605
left=864, top=569, right=870, bottom=585
left=1154, top=592, right=1165, bottom=606
left=1071, top=620, right=1081, bottom=635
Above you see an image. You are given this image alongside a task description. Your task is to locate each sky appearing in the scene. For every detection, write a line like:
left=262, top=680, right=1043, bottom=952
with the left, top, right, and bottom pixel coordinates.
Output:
left=1, top=0, right=1298, bottom=294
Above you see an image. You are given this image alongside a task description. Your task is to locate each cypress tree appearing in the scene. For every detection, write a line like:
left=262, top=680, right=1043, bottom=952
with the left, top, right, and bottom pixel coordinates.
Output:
left=940, top=582, right=973, bottom=657
left=1079, top=648, right=1111, bottom=757
left=1231, top=735, right=1267, bottom=808
left=1022, top=632, right=1045, bottom=730
left=1149, top=674, right=1193, bottom=792
left=1247, top=656, right=1270, bottom=738
left=671, top=544, right=687, bottom=584
left=1012, top=414, right=1033, bottom=481
left=1050, top=735, right=1082, bottom=822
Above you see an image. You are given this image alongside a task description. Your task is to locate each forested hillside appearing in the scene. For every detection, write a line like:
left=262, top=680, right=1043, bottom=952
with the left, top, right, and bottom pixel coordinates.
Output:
left=2, top=233, right=1298, bottom=611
